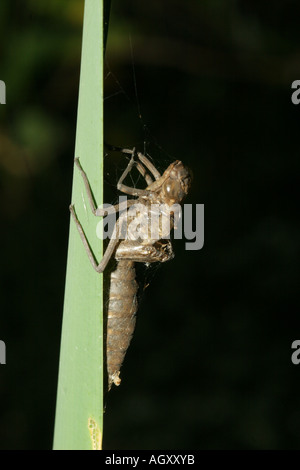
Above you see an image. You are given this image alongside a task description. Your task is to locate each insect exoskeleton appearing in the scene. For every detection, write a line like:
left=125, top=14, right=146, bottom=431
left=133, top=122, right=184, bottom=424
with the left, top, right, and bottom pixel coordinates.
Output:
left=70, top=147, right=191, bottom=390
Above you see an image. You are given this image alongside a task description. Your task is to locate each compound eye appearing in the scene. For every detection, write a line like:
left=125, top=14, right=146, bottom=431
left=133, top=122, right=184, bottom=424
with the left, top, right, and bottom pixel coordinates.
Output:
left=163, top=181, right=183, bottom=201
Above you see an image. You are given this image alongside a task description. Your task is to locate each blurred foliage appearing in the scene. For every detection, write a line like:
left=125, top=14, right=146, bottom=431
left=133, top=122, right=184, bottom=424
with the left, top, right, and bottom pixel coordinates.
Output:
left=0, top=0, right=299, bottom=449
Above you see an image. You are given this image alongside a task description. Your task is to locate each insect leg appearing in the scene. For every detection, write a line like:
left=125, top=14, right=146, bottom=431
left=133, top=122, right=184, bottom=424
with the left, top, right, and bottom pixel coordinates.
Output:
left=137, top=152, right=161, bottom=180
left=69, top=204, right=122, bottom=273
left=117, top=155, right=150, bottom=197
left=74, top=158, right=99, bottom=215
left=95, top=199, right=137, bottom=217
left=74, top=157, right=136, bottom=216
left=104, top=142, right=135, bottom=156
left=135, top=161, right=153, bottom=186
left=105, top=143, right=154, bottom=186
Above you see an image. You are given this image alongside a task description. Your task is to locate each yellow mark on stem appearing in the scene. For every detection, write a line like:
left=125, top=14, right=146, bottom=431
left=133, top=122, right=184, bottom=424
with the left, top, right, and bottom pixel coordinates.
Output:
left=88, top=417, right=102, bottom=450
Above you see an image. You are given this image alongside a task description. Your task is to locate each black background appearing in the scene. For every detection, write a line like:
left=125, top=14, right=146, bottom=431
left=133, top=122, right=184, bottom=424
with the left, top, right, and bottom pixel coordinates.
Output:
left=0, top=0, right=299, bottom=449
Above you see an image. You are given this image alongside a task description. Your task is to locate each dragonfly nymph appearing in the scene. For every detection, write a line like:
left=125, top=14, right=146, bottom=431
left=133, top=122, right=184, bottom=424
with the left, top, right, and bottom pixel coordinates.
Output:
left=70, top=146, right=192, bottom=390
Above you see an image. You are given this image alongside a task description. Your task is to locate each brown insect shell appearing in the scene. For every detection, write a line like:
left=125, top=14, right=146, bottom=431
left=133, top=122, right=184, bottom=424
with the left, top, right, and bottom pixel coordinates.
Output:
left=145, top=160, right=191, bottom=206
left=144, top=161, right=181, bottom=195
left=121, top=160, right=191, bottom=245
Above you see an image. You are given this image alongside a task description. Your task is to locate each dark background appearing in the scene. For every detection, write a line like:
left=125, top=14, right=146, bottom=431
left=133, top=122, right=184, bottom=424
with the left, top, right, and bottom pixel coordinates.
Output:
left=0, top=0, right=299, bottom=449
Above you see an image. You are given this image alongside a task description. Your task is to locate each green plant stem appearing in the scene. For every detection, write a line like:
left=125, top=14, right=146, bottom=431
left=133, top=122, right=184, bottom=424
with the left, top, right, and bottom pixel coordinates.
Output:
left=53, top=0, right=107, bottom=450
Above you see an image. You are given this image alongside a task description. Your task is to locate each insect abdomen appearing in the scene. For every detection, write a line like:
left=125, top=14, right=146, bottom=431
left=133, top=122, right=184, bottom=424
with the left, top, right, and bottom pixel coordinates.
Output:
left=106, top=260, right=138, bottom=390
